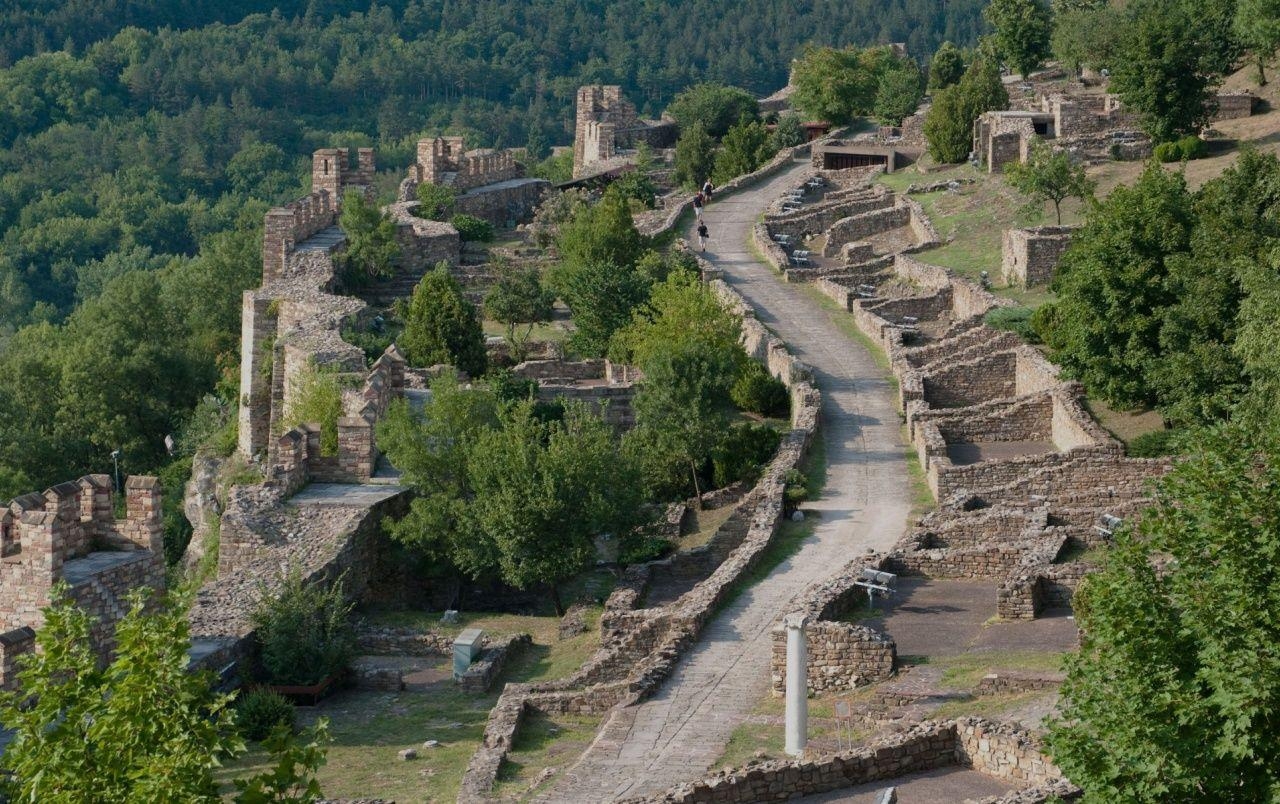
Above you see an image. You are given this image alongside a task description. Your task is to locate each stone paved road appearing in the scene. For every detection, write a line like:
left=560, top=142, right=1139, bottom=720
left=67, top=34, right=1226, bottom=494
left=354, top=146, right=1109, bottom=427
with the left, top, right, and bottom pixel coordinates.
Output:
left=538, top=160, right=912, bottom=802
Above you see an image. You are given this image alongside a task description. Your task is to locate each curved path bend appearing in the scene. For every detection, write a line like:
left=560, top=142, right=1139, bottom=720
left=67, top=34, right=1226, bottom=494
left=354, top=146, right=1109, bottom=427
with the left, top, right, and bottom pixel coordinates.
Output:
left=540, top=160, right=911, bottom=802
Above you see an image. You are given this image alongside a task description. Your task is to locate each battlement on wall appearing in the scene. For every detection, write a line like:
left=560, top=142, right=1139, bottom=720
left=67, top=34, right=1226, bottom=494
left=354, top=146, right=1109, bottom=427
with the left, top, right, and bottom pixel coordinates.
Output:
left=312, top=147, right=375, bottom=198
left=411, top=137, right=525, bottom=192
left=0, top=475, right=165, bottom=688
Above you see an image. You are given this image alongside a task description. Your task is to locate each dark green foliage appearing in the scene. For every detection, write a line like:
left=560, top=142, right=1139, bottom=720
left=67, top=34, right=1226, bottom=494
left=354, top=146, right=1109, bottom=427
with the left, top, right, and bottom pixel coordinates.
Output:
left=1108, top=0, right=1220, bottom=142
left=1047, top=420, right=1280, bottom=800
left=928, top=41, right=966, bottom=90
left=674, top=124, right=717, bottom=189
left=1153, top=136, right=1208, bottom=163
left=782, top=468, right=810, bottom=513
left=874, top=63, right=925, bottom=126
left=557, top=259, right=651, bottom=357
left=731, top=361, right=791, bottom=418
left=792, top=45, right=915, bottom=124
left=1052, top=4, right=1125, bottom=74
left=450, top=213, right=495, bottom=242
left=235, top=689, right=296, bottom=742
left=611, top=167, right=658, bottom=208
left=1125, top=428, right=1183, bottom=457
left=250, top=570, right=356, bottom=686
left=924, top=48, right=1008, bottom=163
left=1036, top=151, right=1280, bottom=426
left=667, top=83, right=760, bottom=139
left=769, top=115, right=807, bottom=151
left=398, top=264, right=488, bottom=376
left=1235, top=0, right=1280, bottom=85
left=159, top=455, right=194, bottom=565
left=712, top=422, right=781, bottom=488
left=983, top=0, right=1053, bottom=79
left=338, top=192, right=401, bottom=285
left=232, top=720, right=330, bottom=803
left=712, top=118, right=772, bottom=185
left=983, top=306, right=1040, bottom=343
left=415, top=182, right=457, bottom=221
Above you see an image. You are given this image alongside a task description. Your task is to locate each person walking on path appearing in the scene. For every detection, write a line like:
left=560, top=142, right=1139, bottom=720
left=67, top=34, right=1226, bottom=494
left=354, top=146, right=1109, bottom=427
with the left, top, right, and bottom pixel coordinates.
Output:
left=697, top=221, right=709, bottom=251
left=693, top=191, right=704, bottom=220
left=702, top=179, right=715, bottom=201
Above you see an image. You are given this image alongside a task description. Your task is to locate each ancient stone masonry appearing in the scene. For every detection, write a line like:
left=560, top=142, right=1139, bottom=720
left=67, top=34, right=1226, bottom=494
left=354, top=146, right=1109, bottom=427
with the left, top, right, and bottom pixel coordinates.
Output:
left=1002, top=226, right=1077, bottom=288
left=397, top=137, right=551, bottom=227
left=975, top=89, right=1148, bottom=172
left=1213, top=90, right=1255, bottom=121
left=457, top=262, right=822, bottom=803
left=512, top=359, right=639, bottom=428
left=574, top=85, right=677, bottom=178
left=0, top=475, right=165, bottom=689
left=628, top=718, right=1075, bottom=804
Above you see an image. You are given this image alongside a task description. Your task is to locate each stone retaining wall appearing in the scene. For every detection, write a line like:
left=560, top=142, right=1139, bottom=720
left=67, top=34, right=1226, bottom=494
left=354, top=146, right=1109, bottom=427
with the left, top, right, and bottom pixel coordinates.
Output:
left=976, top=670, right=1065, bottom=696
left=770, top=621, right=895, bottom=693
left=459, top=633, right=532, bottom=693
left=629, top=718, right=1072, bottom=803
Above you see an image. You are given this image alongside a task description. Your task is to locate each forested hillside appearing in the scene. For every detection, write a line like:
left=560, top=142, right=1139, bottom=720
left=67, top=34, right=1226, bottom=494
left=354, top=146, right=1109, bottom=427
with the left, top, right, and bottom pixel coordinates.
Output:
left=0, top=1, right=986, bottom=517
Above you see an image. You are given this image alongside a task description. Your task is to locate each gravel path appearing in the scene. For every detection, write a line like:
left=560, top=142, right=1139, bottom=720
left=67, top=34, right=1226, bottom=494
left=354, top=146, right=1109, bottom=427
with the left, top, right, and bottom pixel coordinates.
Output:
left=540, top=160, right=911, bottom=801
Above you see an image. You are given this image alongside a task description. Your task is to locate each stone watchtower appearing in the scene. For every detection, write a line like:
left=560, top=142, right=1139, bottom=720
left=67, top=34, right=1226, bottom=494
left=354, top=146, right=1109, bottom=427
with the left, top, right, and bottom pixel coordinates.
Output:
left=573, top=85, right=640, bottom=177
left=312, top=147, right=376, bottom=199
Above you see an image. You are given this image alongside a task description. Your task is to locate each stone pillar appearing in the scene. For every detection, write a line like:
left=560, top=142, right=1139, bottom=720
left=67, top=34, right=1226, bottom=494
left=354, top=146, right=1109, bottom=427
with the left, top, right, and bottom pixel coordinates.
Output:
left=784, top=612, right=809, bottom=757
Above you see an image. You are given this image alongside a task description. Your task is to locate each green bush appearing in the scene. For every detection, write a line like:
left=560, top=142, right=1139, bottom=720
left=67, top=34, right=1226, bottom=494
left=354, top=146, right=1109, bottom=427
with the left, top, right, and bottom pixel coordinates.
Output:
left=251, top=570, right=356, bottom=686
left=782, top=468, right=810, bottom=513
left=712, top=422, right=782, bottom=488
left=1155, top=136, right=1207, bottom=163
left=1127, top=428, right=1183, bottom=457
left=451, top=213, right=495, bottom=242
left=984, top=306, right=1040, bottom=343
left=730, top=361, right=790, bottom=418
left=621, top=534, right=671, bottom=565
left=235, top=689, right=295, bottom=741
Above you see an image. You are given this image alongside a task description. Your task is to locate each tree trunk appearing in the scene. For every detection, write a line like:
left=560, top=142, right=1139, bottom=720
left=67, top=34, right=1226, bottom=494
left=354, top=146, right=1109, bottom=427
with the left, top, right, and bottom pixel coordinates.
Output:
left=1258, top=54, right=1268, bottom=87
left=1053, top=200, right=1062, bottom=226
left=549, top=584, right=565, bottom=617
left=689, top=458, right=702, bottom=500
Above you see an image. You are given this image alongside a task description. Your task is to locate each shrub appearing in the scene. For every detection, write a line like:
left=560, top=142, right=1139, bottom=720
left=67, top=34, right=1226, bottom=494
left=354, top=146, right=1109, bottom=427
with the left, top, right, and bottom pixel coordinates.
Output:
left=712, top=422, right=782, bottom=488
left=783, top=468, right=810, bottom=513
left=251, top=570, right=356, bottom=686
left=286, top=365, right=345, bottom=456
left=1127, top=428, right=1183, bottom=457
left=984, top=306, right=1040, bottom=343
left=415, top=182, right=456, bottom=221
left=621, top=534, right=671, bottom=565
left=731, top=361, right=790, bottom=418
left=1155, top=136, right=1207, bottom=163
left=236, top=689, right=295, bottom=741
left=450, top=213, right=495, bottom=242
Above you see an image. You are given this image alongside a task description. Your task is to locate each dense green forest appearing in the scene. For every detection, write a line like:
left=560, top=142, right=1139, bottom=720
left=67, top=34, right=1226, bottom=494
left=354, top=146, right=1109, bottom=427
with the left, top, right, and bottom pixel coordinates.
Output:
left=0, top=0, right=987, bottom=516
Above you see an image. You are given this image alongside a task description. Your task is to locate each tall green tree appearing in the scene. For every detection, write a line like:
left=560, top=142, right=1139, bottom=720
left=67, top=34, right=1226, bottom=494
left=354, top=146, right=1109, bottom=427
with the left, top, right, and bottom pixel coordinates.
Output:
left=673, top=123, right=717, bottom=189
left=467, top=400, right=647, bottom=613
left=924, top=47, right=1009, bottom=162
left=1003, top=137, right=1095, bottom=224
left=1047, top=419, right=1280, bottom=801
left=1108, top=0, right=1219, bottom=142
left=1235, top=0, right=1280, bottom=85
left=983, top=0, right=1053, bottom=79
left=928, top=41, right=967, bottom=90
left=1051, top=3, right=1126, bottom=74
left=337, top=192, right=400, bottom=284
left=483, top=263, right=555, bottom=362
left=666, top=83, right=760, bottom=139
left=874, top=62, right=925, bottom=126
left=791, top=45, right=904, bottom=124
left=712, top=117, right=771, bottom=184
left=398, top=264, right=488, bottom=377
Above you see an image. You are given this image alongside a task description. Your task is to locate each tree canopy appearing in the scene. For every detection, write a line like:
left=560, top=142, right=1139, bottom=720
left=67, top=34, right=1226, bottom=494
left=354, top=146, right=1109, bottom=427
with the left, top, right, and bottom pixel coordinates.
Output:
left=1004, top=137, right=1095, bottom=224
left=667, top=83, right=760, bottom=139
left=398, top=263, right=488, bottom=376
left=983, top=0, right=1053, bottom=79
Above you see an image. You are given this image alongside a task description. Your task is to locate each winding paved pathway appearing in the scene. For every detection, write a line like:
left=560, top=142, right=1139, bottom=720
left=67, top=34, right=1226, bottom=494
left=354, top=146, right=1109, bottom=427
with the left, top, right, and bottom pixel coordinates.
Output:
left=540, top=160, right=911, bottom=801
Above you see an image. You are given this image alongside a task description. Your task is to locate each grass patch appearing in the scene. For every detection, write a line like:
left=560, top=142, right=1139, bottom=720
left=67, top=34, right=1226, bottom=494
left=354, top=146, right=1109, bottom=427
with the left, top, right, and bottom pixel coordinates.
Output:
left=930, top=650, right=1068, bottom=690
left=218, top=607, right=608, bottom=801
left=679, top=504, right=738, bottom=551
left=492, top=710, right=602, bottom=799
left=714, top=693, right=872, bottom=768
left=902, top=425, right=934, bottom=520
left=1082, top=397, right=1167, bottom=449
left=929, top=690, right=1045, bottom=721
left=1055, top=541, right=1108, bottom=566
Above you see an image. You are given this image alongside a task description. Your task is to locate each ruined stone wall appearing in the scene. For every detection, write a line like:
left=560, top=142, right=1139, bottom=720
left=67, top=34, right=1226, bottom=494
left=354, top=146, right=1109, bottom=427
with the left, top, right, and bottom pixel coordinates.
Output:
left=631, top=719, right=1072, bottom=804
left=312, top=148, right=375, bottom=198
left=0, top=475, right=165, bottom=682
left=261, top=191, right=339, bottom=285
left=573, top=85, right=676, bottom=177
left=1001, top=227, right=1076, bottom=288
left=922, top=350, right=1018, bottom=409
left=1214, top=91, right=1255, bottom=120
left=0, top=626, right=36, bottom=690
left=769, top=620, right=895, bottom=694
left=821, top=204, right=911, bottom=256
left=454, top=179, right=551, bottom=227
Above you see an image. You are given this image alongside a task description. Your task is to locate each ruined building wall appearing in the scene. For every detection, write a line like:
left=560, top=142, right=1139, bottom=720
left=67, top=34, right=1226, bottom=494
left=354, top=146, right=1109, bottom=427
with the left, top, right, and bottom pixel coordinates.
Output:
left=1002, top=226, right=1076, bottom=288
left=0, top=475, right=165, bottom=688
left=573, top=85, right=677, bottom=177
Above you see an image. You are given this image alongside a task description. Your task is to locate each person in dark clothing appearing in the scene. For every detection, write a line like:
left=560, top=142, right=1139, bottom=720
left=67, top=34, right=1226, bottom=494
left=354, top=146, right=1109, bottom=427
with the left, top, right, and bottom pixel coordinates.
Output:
left=693, top=191, right=704, bottom=219
left=702, top=179, right=715, bottom=200
left=697, top=221, right=709, bottom=251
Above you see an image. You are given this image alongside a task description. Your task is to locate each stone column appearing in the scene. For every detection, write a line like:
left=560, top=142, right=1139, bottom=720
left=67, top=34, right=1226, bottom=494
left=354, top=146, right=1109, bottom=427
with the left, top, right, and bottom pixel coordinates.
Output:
left=784, top=612, right=810, bottom=757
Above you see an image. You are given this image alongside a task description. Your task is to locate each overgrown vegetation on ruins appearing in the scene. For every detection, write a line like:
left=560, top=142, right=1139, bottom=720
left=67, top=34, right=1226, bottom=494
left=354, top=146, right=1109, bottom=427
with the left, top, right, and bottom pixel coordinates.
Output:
left=0, top=588, right=329, bottom=801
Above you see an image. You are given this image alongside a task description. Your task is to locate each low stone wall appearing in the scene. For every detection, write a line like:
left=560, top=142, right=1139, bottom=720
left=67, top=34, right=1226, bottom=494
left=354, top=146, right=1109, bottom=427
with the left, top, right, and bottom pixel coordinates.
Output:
left=354, top=624, right=453, bottom=657
left=630, top=718, right=1072, bottom=803
left=1001, top=226, right=1076, bottom=289
left=770, top=621, right=895, bottom=693
left=976, top=670, right=1065, bottom=696
left=821, top=205, right=911, bottom=257
left=459, top=633, right=532, bottom=693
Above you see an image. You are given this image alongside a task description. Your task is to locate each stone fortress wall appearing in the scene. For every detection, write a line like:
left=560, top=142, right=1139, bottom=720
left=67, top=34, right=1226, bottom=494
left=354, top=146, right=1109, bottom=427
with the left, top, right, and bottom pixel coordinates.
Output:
left=397, top=136, right=551, bottom=227
left=0, top=474, right=165, bottom=689
left=1001, top=226, right=1077, bottom=288
left=573, top=84, right=678, bottom=178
